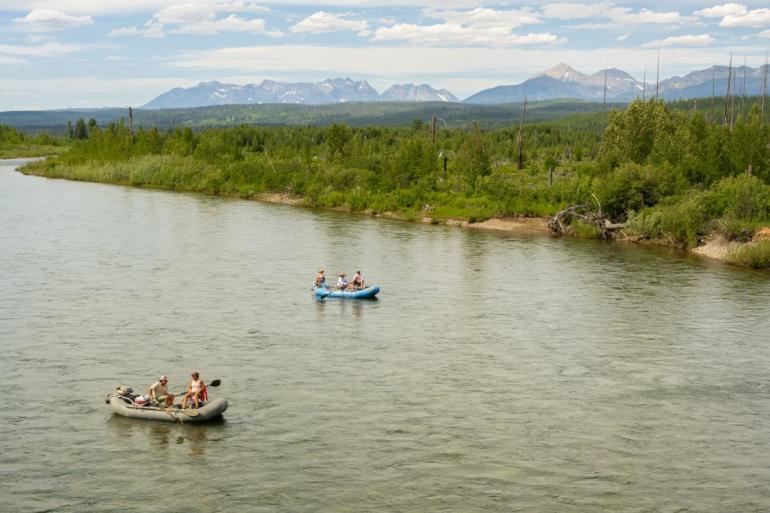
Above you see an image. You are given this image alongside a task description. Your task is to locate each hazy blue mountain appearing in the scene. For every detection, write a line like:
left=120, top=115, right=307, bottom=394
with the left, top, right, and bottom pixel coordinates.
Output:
left=659, top=65, right=769, bottom=100
left=464, top=63, right=769, bottom=104
left=380, top=83, right=458, bottom=102
left=463, top=75, right=585, bottom=104
left=143, top=77, right=380, bottom=109
left=465, top=63, right=644, bottom=104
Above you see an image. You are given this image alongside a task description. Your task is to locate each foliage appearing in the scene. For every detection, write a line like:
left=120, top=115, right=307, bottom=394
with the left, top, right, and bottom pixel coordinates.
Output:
left=14, top=98, right=770, bottom=256
left=0, top=123, right=66, bottom=158
left=728, top=240, right=770, bottom=269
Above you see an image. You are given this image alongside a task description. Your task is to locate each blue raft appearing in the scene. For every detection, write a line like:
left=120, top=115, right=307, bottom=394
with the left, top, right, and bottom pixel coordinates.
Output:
left=314, top=285, right=380, bottom=299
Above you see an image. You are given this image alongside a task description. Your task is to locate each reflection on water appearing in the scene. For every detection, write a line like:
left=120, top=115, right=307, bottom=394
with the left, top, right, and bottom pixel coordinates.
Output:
left=3, top=160, right=770, bottom=513
left=107, top=415, right=225, bottom=455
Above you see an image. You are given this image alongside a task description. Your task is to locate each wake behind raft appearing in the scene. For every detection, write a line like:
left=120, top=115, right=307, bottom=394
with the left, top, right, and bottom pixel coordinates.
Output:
left=313, top=285, right=380, bottom=299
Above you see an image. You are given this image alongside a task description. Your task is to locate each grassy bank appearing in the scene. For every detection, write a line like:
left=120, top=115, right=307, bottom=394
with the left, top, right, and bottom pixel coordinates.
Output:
left=0, top=124, right=67, bottom=158
left=728, top=240, right=770, bottom=268
left=18, top=99, right=770, bottom=268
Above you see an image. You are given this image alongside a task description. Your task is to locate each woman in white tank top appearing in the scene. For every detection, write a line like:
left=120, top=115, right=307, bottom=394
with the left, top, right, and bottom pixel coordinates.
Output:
left=181, top=371, right=206, bottom=408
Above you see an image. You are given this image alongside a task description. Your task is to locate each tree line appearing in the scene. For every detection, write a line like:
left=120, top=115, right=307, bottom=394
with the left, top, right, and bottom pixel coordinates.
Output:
left=21, top=99, right=770, bottom=255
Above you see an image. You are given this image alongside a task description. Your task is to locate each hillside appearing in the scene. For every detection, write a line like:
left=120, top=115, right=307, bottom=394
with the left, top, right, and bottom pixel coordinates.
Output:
left=0, top=100, right=618, bottom=132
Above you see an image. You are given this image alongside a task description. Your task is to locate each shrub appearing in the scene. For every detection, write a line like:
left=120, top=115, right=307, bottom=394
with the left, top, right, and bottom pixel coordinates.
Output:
left=628, top=190, right=711, bottom=247
left=594, top=163, right=687, bottom=220
left=569, top=220, right=603, bottom=239
left=728, top=240, right=770, bottom=269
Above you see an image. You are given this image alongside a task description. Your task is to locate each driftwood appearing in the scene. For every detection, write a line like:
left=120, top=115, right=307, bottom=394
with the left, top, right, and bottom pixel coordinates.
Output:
left=548, top=204, right=626, bottom=239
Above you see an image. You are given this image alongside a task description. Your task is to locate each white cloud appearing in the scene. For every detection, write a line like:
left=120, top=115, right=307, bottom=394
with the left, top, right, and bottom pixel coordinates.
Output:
left=107, top=26, right=141, bottom=37
left=171, top=15, right=266, bottom=34
left=760, top=29, right=770, bottom=38
left=614, top=8, right=691, bottom=25
left=693, top=3, right=770, bottom=27
left=373, top=23, right=559, bottom=46
left=617, top=33, right=631, bottom=41
left=694, top=3, right=747, bottom=18
left=108, top=2, right=269, bottom=37
left=12, top=9, right=93, bottom=32
left=0, top=42, right=86, bottom=57
left=151, top=2, right=268, bottom=35
left=642, top=34, right=714, bottom=49
left=542, top=4, right=692, bottom=26
left=289, top=11, right=369, bottom=35
left=541, top=2, right=613, bottom=20
left=0, top=0, right=474, bottom=14
left=143, top=22, right=166, bottom=38
left=152, top=3, right=218, bottom=25
left=424, top=7, right=542, bottom=28
left=367, top=6, right=555, bottom=46
left=720, top=8, right=770, bottom=27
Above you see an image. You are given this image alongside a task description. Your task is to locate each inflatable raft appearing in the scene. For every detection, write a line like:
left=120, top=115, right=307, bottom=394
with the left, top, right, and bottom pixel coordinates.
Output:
left=314, top=285, right=380, bottom=299
left=107, top=391, right=227, bottom=423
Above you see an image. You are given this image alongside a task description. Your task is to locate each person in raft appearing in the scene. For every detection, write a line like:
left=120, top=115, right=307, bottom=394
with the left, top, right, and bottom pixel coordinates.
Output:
left=315, top=269, right=326, bottom=288
left=181, top=371, right=207, bottom=409
left=337, top=273, right=349, bottom=290
left=149, top=375, right=174, bottom=407
left=351, top=271, right=364, bottom=290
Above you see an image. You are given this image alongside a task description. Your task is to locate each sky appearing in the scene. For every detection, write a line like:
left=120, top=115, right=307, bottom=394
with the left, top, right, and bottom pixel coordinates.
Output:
left=0, top=1, right=769, bottom=109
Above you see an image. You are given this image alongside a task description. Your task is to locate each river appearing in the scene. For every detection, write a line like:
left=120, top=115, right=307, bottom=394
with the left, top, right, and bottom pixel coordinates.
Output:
left=2, top=158, right=769, bottom=513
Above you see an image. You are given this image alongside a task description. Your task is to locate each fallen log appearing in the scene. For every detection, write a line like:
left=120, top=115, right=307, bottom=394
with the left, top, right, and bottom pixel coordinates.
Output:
left=548, top=204, right=626, bottom=239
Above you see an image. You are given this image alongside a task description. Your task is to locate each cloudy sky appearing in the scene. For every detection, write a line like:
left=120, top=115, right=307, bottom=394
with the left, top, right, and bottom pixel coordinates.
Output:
left=1, top=1, right=769, bottom=109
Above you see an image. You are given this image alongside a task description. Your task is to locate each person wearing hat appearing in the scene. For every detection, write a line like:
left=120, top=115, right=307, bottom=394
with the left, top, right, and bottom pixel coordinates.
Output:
left=149, top=375, right=174, bottom=407
left=337, top=273, right=349, bottom=290
left=315, top=269, right=326, bottom=288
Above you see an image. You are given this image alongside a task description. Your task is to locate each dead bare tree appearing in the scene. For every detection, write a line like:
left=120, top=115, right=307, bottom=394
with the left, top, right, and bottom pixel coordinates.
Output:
left=741, top=56, right=747, bottom=121
left=724, top=53, right=733, bottom=126
left=710, top=64, right=715, bottom=124
left=548, top=204, right=626, bottom=239
left=762, top=53, right=769, bottom=118
left=128, top=106, right=134, bottom=140
left=603, top=63, right=608, bottom=123
left=516, top=97, right=528, bottom=170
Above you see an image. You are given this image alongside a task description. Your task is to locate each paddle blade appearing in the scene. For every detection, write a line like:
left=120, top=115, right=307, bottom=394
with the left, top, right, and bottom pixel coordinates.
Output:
left=209, top=379, right=221, bottom=387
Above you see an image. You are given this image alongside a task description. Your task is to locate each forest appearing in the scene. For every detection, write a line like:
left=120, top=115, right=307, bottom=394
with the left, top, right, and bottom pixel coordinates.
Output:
left=10, top=98, right=770, bottom=268
left=0, top=124, right=65, bottom=158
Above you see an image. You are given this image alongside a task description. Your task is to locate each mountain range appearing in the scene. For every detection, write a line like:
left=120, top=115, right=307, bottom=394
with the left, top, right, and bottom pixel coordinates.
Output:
left=143, top=77, right=457, bottom=109
left=142, top=63, right=770, bottom=109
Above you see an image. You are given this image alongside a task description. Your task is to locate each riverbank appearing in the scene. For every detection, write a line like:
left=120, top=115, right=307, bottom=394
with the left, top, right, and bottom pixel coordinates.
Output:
left=256, top=186, right=765, bottom=268
left=12, top=155, right=769, bottom=270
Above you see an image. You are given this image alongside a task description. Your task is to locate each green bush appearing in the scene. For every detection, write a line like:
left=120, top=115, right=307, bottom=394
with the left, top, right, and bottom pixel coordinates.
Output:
left=728, top=240, right=770, bottom=269
left=594, top=163, right=687, bottom=220
left=628, top=190, right=711, bottom=247
left=569, top=220, right=603, bottom=239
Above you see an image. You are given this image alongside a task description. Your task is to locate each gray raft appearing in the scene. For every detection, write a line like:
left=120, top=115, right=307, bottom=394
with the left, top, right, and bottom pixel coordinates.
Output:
left=109, top=395, right=228, bottom=423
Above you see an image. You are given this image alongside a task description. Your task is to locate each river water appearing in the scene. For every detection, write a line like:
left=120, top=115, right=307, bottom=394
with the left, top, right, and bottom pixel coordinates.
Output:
left=1, top=158, right=769, bottom=512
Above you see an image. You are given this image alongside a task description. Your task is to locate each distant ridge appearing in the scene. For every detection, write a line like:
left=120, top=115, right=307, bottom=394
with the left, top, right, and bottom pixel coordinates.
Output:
left=142, top=63, right=770, bottom=109
left=464, top=63, right=770, bottom=104
left=143, top=78, right=458, bottom=109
